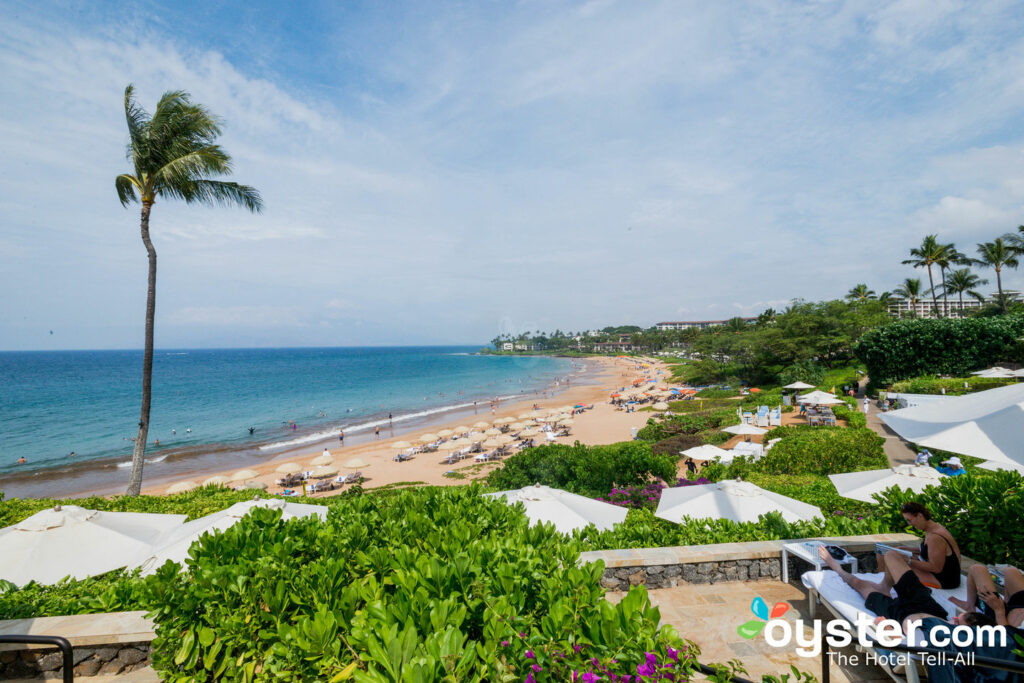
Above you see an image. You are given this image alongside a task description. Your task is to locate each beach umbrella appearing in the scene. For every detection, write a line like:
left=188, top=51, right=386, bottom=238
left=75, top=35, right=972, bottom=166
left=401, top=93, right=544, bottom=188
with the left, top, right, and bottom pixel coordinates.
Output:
left=494, top=417, right=513, bottom=425
left=784, top=381, right=816, bottom=390
left=418, top=433, right=439, bottom=443
left=652, top=402, right=670, bottom=411
left=202, top=475, right=230, bottom=487
left=0, top=505, right=187, bottom=586
left=129, top=498, right=327, bottom=575
left=521, top=427, right=538, bottom=436
left=311, top=466, right=339, bottom=479
left=165, top=481, right=198, bottom=495
left=721, top=423, right=768, bottom=436
left=828, top=465, right=946, bottom=503
left=392, top=440, right=413, bottom=449
left=496, top=434, right=516, bottom=445
left=439, top=440, right=463, bottom=451
left=518, top=413, right=535, bottom=420
left=343, top=457, right=369, bottom=469
left=437, top=429, right=454, bottom=438
left=229, top=469, right=260, bottom=482
left=452, top=426, right=470, bottom=434
left=680, top=444, right=731, bottom=461
left=483, top=438, right=503, bottom=448
left=509, top=422, right=526, bottom=431
left=484, top=484, right=627, bottom=534
left=243, top=481, right=268, bottom=490
left=484, top=428, right=501, bottom=436
left=796, top=390, right=845, bottom=405
left=275, top=462, right=303, bottom=474
left=310, top=454, right=334, bottom=466
left=473, top=421, right=490, bottom=429
left=656, top=480, right=822, bottom=524
left=557, top=418, right=575, bottom=426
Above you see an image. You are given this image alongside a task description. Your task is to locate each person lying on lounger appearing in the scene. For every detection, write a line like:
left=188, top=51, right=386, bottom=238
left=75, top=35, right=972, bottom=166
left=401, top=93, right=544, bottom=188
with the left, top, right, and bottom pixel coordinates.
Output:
left=950, top=564, right=1024, bottom=628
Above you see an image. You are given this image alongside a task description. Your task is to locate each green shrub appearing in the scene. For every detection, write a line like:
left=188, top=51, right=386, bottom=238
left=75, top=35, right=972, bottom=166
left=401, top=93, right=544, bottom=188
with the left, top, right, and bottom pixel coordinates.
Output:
left=756, top=426, right=886, bottom=476
left=485, top=441, right=677, bottom=497
left=832, top=403, right=866, bottom=428
left=778, top=360, right=825, bottom=386
left=887, top=376, right=1015, bottom=395
left=695, top=388, right=738, bottom=398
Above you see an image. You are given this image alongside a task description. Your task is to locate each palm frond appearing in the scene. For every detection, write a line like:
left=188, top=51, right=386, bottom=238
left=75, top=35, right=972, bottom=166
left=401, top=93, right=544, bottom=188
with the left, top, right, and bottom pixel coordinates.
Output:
left=115, top=174, right=142, bottom=206
left=164, top=179, right=263, bottom=212
left=153, top=147, right=233, bottom=189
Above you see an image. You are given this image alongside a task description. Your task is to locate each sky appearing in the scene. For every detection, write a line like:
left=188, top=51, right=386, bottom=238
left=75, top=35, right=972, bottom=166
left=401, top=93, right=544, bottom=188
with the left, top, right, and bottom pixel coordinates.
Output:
left=2, top=0, right=1024, bottom=350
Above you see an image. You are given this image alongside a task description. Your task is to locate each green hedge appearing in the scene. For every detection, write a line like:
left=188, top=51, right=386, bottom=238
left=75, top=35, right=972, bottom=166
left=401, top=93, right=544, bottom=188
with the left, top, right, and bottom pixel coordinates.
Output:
left=756, top=426, right=886, bottom=476
left=887, top=376, right=1016, bottom=395
left=831, top=403, right=866, bottom=428
left=855, top=315, right=1024, bottom=389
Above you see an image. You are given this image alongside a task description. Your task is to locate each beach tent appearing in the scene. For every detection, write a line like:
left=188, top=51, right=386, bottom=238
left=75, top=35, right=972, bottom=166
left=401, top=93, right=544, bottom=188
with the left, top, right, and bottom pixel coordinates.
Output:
left=879, top=383, right=1024, bottom=468
left=129, top=498, right=327, bottom=575
left=797, top=390, right=845, bottom=405
left=784, top=381, right=816, bottom=390
left=0, top=505, right=187, bottom=586
left=484, top=484, right=627, bottom=533
left=655, top=480, right=822, bottom=524
left=680, top=444, right=731, bottom=461
left=722, top=423, right=768, bottom=436
left=828, top=465, right=946, bottom=503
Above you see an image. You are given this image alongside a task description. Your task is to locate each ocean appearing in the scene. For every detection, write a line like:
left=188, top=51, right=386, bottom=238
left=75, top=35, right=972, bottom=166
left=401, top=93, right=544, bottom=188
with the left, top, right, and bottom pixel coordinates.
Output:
left=0, top=347, right=583, bottom=498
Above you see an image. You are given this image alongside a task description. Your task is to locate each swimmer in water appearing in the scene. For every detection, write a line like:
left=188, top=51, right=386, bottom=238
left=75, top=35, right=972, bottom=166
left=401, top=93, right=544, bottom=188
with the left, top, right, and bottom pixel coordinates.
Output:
left=69, top=451, right=76, bottom=458
left=154, top=439, right=160, bottom=446
left=186, top=428, right=191, bottom=434
left=172, top=429, right=176, bottom=435
left=248, top=427, right=255, bottom=435
left=17, top=456, right=27, bottom=464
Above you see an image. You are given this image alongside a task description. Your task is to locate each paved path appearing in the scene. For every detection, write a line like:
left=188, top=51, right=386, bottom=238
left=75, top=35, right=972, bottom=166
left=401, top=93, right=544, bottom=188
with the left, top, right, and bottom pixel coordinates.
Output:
left=856, top=377, right=917, bottom=467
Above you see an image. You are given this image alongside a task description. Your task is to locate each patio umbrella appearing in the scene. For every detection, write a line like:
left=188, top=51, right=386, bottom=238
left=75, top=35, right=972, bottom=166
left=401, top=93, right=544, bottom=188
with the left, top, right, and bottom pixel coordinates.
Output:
left=496, top=434, right=515, bottom=445
left=653, top=402, right=670, bottom=411
left=229, top=469, right=260, bottom=482
left=130, top=498, right=327, bottom=575
left=452, top=426, right=470, bottom=435
left=439, top=440, right=463, bottom=451
left=721, top=423, right=768, bottom=436
left=656, top=480, right=822, bottom=524
left=343, top=457, right=369, bottom=469
left=0, top=505, right=187, bottom=586
left=680, top=444, right=731, bottom=461
left=311, top=466, right=339, bottom=479
left=202, top=475, right=230, bottom=487
left=392, top=440, right=413, bottom=449
left=783, top=381, right=816, bottom=390
left=473, top=421, right=490, bottom=429
left=978, top=460, right=1024, bottom=474
left=310, top=454, right=334, bottom=466
left=418, top=433, right=439, bottom=443
left=275, top=462, right=303, bottom=474
left=828, top=465, right=946, bottom=503
left=484, top=484, right=627, bottom=534
left=509, top=422, right=525, bottom=431
left=165, top=481, right=197, bottom=495
left=437, top=429, right=454, bottom=438
left=484, top=428, right=501, bottom=436
left=797, top=390, right=845, bottom=405
left=483, top=438, right=503, bottom=448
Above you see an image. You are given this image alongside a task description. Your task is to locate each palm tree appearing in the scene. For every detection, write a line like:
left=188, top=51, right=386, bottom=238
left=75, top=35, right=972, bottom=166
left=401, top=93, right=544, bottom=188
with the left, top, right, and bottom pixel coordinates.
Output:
left=1001, top=225, right=1024, bottom=253
left=846, top=284, right=876, bottom=301
left=892, top=278, right=923, bottom=317
left=935, top=243, right=967, bottom=315
left=116, top=85, right=262, bottom=496
left=902, top=235, right=945, bottom=317
left=943, top=268, right=988, bottom=316
left=877, top=291, right=893, bottom=304
left=972, top=239, right=1019, bottom=314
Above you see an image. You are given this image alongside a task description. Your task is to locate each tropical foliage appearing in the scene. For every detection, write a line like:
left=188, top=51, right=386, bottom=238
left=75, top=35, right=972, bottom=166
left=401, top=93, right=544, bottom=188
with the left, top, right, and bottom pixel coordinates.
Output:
left=754, top=426, right=886, bottom=476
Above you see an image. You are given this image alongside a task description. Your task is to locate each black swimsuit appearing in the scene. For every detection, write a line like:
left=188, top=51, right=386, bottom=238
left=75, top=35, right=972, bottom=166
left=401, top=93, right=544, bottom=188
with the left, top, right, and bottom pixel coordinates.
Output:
left=920, top=533, right=961, bottom=589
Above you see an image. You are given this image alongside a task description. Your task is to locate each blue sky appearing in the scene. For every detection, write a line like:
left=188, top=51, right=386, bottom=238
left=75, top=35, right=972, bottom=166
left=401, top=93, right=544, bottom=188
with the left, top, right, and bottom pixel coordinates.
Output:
left=2, top=0, right=1024, bottom=350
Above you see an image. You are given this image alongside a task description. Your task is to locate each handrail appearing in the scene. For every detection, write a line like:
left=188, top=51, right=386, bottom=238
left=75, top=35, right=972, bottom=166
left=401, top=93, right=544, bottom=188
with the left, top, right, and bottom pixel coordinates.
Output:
left=0, top=634, right=74, bottom=683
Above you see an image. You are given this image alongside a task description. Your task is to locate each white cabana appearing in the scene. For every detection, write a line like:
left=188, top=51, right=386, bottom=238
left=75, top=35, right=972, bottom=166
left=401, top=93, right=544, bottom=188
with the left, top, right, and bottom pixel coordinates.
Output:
left=879, top=383, right=1024, bottom=468
left=797, top=390, right=845, bottom=405
left=484, top=484, right=627, bottom=534
left=828, top=465, right=946, bottom=503
left=680, top=444, right=731, bottom=461
left=722, top=423, right=768, bottom=436
left=0, top=506, right=187, bottom=586
left=130, top=498, right=327, bottom=575
left=655, top=480, right=822, bottom=524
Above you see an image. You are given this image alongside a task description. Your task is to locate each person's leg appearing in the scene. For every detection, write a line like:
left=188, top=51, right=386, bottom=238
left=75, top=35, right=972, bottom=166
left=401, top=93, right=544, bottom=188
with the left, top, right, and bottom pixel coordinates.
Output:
left=950, top=563, right=987, bottom=612
left=818, top=546, right=887, bottom=599
left=1003, top=566, right=1024, bottom=626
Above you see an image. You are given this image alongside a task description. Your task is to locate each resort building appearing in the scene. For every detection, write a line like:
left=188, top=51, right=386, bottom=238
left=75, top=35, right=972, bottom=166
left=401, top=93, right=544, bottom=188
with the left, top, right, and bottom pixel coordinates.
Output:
left=655, top=318, right=756, bottom=331
left=886, top=292, right=1020, bottom=318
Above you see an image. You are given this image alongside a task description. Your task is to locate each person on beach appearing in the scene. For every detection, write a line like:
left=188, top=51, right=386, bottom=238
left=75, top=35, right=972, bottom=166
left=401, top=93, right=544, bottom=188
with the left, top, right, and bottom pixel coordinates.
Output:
left=388, top=413, right=392, bottom=423
left=374, top=426, right=380, bottom=439
left=339, top=430, right=344, bottom=446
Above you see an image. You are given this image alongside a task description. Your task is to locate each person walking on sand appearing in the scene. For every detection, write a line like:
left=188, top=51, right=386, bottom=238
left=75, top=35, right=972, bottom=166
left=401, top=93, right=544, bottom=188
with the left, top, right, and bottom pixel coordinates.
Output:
left=339, top=430, right=344, bottom=446
left=374, top=425, right=380, bottom=439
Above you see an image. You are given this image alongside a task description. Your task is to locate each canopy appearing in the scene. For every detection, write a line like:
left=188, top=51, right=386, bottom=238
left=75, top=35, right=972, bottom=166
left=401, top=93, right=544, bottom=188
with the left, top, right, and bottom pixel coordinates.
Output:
left=828, top=465, right=946, bottom=503
left=680, top=444, right=731, bottom=461
left=484, top=484, right=627, bottom=533
left=879, top=383, right=1024, bottom=467
left=784, top=381, right=816, bottom=390
left=722, top=423, right=768, bottom=436
left=655, top=480, right=822, bottom=524
left=0, top=506, right=187, bottom=586
left=797, top=390, right=845, bottom=405
left=130, top=498, right=327, bottom=575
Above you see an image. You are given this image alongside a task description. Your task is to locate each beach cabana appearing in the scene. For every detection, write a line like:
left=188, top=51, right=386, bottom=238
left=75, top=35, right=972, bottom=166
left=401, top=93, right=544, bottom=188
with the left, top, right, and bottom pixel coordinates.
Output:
left=797, top=390, right=845, bottom=405
left=484, top=484, right=627, bottom=534
left=129, top=498, right=327, bottom=575
left=879, top=383, right=1024, bottom=468
left=655, top=480, right=822, bottom=524
left=721, top=423, right=768, bottom=436
left=828, top=465, right=946, bottom=503
left=783, top=381, right=816, bottom=390
left=0, top=505, right=187, bottom=586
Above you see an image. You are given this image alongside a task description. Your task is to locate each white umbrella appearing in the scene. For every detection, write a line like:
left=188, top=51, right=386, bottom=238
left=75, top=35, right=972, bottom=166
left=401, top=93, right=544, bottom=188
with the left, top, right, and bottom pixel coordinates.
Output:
left=130, top=498, right=327, bottom=575
left=418, top=433, right=439, bottom=443
left=797, top=390, right=845, bottom=405
left=656, top=480, right=822, bottom=524
left=484, top=428, right=501, bottom=436
left=494, top=417, right=513, bottom=425
left=722, top=423, right=768, bottom=436
left=978, top=460, right=1024, bottom=474
left=311, top=466, right=339, bottom=479
left=275, top=462, right=303, bottom=474
left=229, top=469, right=260, bottom=482
left=482, top=438, right=503, bottom=448
left=509, top=422, right=526, bottom=431
left=242, top=481, right=268, bottom=490
left=829, top=465, right=946, bottom=503
left=202, top=475, right=230, bottom=487
left=0, top=506, right=187, bottom=586
left=518, top=413, right=535, bottom=420
left=484, top=484, right=627, bottom=534
left=310, top=454, right=334, bottom=466
left=343, top=457, right=369, bottom=469
left=680, top=444, right=731, bottom=461
left=165, top=481, right=197, bottom=495
left=652, top=402, right=670, bottom=411
left=783, top=381, right=816, bottom=390
left=437, top=429, right=454, bottom=438
left=521, top=427, right=538, bottom=436
left=971, top=367, right=1015, bottom=377
left=439, top=440, right=463, bottom=451
left=473, top=421, right=490, bottom=429
left=496, top=434, right=516, bottom=445
left=392, top=440, right=413, bottom=449
left=452, top=426, right=470, bottom=434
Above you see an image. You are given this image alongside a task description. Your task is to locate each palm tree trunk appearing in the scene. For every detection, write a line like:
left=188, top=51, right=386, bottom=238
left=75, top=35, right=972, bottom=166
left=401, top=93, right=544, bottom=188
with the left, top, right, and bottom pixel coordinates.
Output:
left=997, top=267, right=1006, bottom=314
left=940, top=266, right=949, bottom=317
left=927, top=265, right=939, bottom=318
left=127, top=200, right=156, bottom=496
left=959, top=291, right=964, bottom=316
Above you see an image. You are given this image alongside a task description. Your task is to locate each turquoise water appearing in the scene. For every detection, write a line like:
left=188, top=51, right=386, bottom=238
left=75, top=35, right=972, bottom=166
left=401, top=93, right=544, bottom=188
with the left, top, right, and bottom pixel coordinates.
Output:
left=0, top=347, right=579, bottom=494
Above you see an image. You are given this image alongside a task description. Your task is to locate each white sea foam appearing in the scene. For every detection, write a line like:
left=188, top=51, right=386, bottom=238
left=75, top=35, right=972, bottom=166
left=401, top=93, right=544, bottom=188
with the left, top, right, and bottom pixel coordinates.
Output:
left=116, top=453, right=168, bottom=468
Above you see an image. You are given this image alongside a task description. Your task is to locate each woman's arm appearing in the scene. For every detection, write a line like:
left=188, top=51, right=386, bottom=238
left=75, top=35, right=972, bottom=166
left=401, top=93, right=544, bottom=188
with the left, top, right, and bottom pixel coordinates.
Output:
left=909, top=535, right=944, bottom=574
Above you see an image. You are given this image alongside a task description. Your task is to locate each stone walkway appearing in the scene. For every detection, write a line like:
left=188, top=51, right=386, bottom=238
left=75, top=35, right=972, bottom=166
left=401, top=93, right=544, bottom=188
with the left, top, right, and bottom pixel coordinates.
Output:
left=609, top=580, right=891, bottom=682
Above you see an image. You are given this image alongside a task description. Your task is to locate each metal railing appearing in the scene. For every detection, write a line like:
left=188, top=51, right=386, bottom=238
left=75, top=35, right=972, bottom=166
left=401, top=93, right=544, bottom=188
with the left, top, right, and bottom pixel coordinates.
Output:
left=0, top=634, right=74, bottom=683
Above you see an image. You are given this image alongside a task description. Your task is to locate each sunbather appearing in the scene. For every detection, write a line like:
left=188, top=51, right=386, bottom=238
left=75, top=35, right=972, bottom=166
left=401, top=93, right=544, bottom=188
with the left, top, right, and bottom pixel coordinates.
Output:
left=898, top=502, right=962, bottom=589
left=950, top=564, right=1024, bottom=628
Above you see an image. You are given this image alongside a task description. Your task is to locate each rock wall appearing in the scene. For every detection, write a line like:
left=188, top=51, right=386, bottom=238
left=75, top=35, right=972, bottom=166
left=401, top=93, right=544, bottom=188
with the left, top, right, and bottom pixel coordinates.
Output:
left=0, top=641, right=151, bottom=679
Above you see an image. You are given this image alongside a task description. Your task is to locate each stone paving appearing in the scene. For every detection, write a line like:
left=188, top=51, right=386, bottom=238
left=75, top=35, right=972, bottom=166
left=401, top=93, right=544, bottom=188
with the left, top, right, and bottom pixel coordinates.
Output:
left=608, top=580, right=893, bottom=682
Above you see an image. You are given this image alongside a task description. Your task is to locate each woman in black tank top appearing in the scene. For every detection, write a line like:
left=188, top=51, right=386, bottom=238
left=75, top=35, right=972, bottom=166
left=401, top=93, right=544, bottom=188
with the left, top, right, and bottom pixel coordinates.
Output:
left=899, top=501, right=961, bottom=589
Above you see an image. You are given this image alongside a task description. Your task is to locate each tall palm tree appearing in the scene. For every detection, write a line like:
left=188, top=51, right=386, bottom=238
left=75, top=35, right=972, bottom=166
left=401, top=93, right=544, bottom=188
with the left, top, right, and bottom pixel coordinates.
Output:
left=846, top=283, right=876, bottom=301
left=116, top=85, right=262, bottom=496
left=944, top=268, right=988, bottom=316
left=1001, top=225, right=1024, bottom=253
left=972, top=239, right=1019, bottom=314
left=935, top=242, right=967, bottom=315
left=892, top=278, right=923, bottom=317
left=902, top=235, right=945, bottom=317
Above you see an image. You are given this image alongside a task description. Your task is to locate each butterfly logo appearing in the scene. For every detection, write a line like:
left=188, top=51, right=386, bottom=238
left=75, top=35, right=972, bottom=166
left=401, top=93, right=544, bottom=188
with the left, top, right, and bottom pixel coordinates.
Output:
left=737, top=597, right=789, bottom=639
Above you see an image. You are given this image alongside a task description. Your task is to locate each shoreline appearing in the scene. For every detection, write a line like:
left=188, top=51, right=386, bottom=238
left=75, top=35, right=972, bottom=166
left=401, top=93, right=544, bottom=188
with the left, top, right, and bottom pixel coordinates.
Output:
left=3, top=356, right=669, bottom=500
